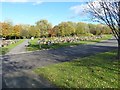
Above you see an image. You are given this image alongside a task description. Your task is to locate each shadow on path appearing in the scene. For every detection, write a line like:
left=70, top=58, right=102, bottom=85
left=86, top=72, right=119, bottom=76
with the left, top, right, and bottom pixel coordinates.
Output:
left=2, top=70, right=55, bottom=88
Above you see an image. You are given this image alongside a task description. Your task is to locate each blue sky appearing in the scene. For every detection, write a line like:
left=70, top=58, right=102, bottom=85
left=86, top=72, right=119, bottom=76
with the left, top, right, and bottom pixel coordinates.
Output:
left=0, top=2, right=92, bottom=26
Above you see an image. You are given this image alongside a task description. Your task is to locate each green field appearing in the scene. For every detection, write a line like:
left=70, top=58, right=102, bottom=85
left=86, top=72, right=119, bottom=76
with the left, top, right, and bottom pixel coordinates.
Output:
left=34, top=51, right=119, bottom=88
left=0, top=39, right=25, bottom=55
left=27, top=35, right=112, bottom=51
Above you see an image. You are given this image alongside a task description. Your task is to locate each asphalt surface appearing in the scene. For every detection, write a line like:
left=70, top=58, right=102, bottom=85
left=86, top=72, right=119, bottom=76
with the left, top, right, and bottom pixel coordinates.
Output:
left=1, top=38, right=118, bottom=88
left=6, top=39, right=29, bottom=55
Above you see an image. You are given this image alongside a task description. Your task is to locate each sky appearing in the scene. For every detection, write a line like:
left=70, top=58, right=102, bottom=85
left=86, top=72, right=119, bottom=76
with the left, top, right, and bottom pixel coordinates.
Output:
left=0, top=1, right=93, bottom=26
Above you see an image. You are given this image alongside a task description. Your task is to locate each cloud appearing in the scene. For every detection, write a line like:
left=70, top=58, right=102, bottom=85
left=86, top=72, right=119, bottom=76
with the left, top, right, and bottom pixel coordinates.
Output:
left=1, top=0, right=119, bottom=2
left=70, top=3, right=89, bottom=17
left=0, top=0, right=42, bottom=3
left=70, top=0, right=120, bottom=16
left=0, top=0, right=29, bottom=2
left=32, top=0, right=43, bottom=5
left=69, top=0, right=107, bottom=16
left=0, top=0, right=43, bottom=5
left=70, top=0, right=119, bottom=22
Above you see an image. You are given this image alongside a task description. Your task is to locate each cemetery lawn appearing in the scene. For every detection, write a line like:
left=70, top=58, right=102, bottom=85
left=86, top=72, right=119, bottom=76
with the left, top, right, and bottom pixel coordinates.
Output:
left=0, top=39, right=25, bottom=55
left=80, top=34, right=112, bottom=44
left=27, top=35, right=112, bottom=51
left=34, top=51, right=119, bottom=88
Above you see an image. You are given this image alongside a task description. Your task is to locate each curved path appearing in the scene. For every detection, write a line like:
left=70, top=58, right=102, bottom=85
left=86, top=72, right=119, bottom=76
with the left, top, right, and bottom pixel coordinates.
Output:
left=6, top=39, right=29, bottom=55
left=2, top=38, right=118, bottom=88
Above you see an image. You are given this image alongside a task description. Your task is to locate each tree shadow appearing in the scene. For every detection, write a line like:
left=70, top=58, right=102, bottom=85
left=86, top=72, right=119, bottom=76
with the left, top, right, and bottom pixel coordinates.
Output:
left=2, top=55, right=36, bottom=75
left=46, top=44, right=117, bottom=62
left=2, top=71, right=56, bottom=88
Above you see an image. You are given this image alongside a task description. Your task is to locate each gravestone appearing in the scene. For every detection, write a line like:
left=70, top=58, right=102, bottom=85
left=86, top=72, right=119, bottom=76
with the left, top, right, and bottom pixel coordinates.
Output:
left=31, top=37, right=34, bottom=40
left=47, top=40, right=52, bottom=46
left=37, top=40, right=41, bottom=49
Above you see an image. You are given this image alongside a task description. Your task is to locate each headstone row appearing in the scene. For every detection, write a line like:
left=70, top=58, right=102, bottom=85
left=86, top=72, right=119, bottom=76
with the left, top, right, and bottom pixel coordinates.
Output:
left=0, top=39, right=19, bottom=47
left=36, top=35, right=103, bottom=45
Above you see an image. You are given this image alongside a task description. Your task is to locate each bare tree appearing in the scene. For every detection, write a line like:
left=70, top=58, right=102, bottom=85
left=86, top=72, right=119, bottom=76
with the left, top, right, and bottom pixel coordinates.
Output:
left=87, top=0, right=120, bottom=60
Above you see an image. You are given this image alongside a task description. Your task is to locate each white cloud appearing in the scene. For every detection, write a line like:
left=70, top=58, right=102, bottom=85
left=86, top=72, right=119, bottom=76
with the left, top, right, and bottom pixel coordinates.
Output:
left=70, top=0, right=120, bottom=21
left=32, top=1, right=43, bottom=5
left=70, top=4, right=88, bottom=15
left=1, top=0, right=119, bottom=2
left=0, top=0, right=29, bottom=2
left=0, top=0, right=43, bottom=5
left=70, top=3, right=90, bottom=17
left=0, top=0, right=87, bottom=2
left=0, top=0, right=42, bottom=3
left=70, top=0, right=120, bottom=16
left=69, top=0, right=108, bottom=16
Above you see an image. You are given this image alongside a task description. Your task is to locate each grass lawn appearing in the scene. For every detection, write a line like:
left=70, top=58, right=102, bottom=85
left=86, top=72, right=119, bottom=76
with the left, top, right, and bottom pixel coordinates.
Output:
left=0, top=39, right=25, bottom=55
left=27, top=35, right=112, bottom=51
left=34, top=51, right=119, bottom=88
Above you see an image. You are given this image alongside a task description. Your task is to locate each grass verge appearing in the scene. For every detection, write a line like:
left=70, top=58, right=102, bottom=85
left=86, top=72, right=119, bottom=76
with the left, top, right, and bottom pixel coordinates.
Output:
left=34, top=51, right=119, bottom=88
left=27, top=35, right=112, bottom=51
left=0, top=39, right=25, bottom=55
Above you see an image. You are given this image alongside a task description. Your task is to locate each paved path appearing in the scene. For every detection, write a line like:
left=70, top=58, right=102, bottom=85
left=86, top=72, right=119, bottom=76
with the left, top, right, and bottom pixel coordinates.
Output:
left=1, top=38, right=118, bottom=88
left=6, top=39, right=29, bottom=55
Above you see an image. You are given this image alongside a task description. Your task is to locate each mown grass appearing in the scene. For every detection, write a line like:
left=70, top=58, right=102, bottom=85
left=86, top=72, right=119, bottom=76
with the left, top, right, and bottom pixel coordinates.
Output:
left=0, top=39, right=25, bottom=55
left=27, top=35, right=112, bottom=51
left=27, top=42, right=83, bottom=51
left=34, top=51, right=119, bottom=88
